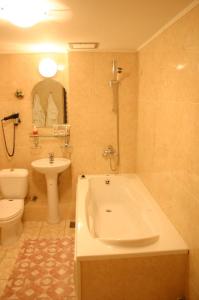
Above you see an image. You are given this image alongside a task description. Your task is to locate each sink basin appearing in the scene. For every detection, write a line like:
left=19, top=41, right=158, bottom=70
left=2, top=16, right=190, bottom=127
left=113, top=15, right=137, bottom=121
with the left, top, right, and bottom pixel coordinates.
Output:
left=31, top=158, right=71, bottom=175
left=31, top=157, right=71, bottom=224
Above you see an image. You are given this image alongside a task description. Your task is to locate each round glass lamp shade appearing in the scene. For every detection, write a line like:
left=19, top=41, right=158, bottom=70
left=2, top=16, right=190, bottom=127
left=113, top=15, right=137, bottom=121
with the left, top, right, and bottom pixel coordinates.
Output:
left=38, top=58, right=58, bottom=78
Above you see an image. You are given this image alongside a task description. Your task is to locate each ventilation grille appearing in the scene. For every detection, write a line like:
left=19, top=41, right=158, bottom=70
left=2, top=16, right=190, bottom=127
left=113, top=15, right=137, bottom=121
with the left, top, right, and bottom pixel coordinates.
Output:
left=68, top=42, right=99, bottom=50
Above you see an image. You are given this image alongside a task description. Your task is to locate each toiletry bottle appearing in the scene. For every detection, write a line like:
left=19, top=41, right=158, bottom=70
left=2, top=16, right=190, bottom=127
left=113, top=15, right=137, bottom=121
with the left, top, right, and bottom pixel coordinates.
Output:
left=33, top=125, right=38, bottom=135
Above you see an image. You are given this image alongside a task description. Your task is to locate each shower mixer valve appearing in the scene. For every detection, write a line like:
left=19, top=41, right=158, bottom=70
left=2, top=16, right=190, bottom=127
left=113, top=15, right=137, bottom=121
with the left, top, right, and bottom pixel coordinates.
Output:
left=103, top=145, right=116, bottom=158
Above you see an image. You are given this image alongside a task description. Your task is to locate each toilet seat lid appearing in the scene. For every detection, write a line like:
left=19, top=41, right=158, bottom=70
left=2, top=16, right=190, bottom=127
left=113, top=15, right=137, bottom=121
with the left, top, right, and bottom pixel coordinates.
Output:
left=0, top=199, right=24, bottom=221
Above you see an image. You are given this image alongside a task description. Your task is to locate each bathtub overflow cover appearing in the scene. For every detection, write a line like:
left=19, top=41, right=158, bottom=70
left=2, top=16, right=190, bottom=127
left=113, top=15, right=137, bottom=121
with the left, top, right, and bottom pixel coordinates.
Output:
left=105, top=209, right=112, bottom=213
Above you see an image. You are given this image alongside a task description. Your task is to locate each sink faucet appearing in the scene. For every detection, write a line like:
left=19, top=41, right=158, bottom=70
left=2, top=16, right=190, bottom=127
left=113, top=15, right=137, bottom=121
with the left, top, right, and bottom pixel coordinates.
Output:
left=48, top=152, right=54, bottom=164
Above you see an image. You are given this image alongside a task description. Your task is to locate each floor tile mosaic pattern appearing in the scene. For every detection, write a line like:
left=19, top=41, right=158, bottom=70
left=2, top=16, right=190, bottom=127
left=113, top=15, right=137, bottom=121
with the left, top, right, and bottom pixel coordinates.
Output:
left=0, top=221, right=76, bottom=300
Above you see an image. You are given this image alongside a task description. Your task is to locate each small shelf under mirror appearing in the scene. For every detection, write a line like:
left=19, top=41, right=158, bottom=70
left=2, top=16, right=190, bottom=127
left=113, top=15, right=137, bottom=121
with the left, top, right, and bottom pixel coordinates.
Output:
left=29, top=133, right=71, bottom=149
left=29, top=134, right=67, bottom=138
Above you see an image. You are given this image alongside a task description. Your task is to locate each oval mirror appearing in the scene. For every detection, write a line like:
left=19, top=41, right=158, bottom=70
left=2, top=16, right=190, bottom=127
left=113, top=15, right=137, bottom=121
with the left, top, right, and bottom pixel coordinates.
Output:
left=32, top=79, right=67, bottom=128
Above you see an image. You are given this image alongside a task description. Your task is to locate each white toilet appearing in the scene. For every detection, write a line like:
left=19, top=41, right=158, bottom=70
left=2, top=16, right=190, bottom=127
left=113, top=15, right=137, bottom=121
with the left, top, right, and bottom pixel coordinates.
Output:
left=0, top=169, right=28, bottom=246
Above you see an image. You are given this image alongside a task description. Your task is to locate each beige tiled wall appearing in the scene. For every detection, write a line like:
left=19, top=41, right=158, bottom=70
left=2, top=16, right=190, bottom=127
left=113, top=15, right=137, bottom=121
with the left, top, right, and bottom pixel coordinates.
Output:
left=80, top=254, right=187, bottom=300
left=137, top=4, right=199, bottom=298
left=68, top=52, right=137, bottom=198
left=0, top=53, right=72, bottom=220
left=0, top=51, right=137, bottom=221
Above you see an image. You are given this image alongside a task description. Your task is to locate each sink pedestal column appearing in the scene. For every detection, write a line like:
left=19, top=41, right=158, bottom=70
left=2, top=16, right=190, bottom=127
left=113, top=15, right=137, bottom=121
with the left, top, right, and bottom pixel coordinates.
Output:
left=45, top=173, right=60, bottom=224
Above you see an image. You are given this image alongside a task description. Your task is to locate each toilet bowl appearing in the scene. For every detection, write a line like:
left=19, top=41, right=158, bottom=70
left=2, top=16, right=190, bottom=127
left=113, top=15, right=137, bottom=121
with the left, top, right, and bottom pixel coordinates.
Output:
left=0, top=169, right=28, bottom=246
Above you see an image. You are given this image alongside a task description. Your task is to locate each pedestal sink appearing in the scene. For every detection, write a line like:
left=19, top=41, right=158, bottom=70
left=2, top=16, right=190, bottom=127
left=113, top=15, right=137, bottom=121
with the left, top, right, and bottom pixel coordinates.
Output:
left=31, top=158, right=71, bottom=224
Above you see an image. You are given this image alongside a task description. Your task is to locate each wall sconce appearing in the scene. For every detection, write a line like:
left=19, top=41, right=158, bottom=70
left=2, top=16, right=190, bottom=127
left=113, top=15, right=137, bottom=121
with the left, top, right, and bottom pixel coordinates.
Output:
left=38, top=58, right=58, bottom=78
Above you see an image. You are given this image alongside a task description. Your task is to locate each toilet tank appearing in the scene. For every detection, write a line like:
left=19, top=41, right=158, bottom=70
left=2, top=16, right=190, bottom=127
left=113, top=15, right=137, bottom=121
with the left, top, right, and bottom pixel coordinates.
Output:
left=0, top=169, right=28, bottom=199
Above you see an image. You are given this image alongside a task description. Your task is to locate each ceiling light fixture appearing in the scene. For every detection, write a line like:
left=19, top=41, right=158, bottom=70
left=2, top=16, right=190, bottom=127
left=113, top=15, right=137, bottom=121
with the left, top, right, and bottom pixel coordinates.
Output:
left=68, top=43, right=99, bottom=50
left=0, top=0, right=48, bottom=28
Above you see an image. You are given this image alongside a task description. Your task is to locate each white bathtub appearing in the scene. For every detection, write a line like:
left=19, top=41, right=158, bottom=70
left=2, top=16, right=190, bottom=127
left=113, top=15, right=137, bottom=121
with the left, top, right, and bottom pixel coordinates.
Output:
left=87, top=175, right=159, bottom=246
left=75, top=174, right=188, bottom=260
left=75, top=174, right=188, bottom=300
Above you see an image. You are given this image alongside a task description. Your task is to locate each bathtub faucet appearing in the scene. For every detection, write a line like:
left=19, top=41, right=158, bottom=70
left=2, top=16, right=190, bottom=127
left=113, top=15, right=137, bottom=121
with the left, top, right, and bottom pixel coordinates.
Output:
left=105, top=179, right=110, bottom=184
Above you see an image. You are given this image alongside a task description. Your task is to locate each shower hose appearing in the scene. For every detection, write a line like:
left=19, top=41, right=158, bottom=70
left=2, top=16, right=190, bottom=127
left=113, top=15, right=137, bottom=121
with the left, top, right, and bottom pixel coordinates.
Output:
left=109, top=156, right=118, bottom=172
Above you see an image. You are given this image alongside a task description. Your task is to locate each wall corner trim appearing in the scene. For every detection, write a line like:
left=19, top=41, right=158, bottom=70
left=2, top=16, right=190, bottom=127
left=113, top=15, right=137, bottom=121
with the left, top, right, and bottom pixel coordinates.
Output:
left=137, top=0, right=199, bottom=51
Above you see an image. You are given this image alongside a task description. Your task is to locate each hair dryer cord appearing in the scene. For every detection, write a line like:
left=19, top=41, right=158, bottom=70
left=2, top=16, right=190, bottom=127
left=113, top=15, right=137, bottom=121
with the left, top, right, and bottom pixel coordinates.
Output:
left=1, top=120, right=16, bottom=157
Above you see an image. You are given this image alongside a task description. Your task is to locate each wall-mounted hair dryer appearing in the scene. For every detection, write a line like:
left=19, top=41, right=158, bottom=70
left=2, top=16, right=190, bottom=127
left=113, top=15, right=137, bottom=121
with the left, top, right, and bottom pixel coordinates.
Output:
left=1, top=113, right=21, bottom=125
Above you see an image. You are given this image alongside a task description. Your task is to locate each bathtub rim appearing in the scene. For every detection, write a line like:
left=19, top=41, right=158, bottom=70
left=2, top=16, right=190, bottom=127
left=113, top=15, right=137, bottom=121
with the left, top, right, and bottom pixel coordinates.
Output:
left=75, top=173, right=189, bottom=261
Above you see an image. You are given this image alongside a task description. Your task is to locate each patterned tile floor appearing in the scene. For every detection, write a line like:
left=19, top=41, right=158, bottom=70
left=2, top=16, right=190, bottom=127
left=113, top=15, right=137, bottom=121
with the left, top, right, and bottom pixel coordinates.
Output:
left=0, top=220, right=76, bottom=300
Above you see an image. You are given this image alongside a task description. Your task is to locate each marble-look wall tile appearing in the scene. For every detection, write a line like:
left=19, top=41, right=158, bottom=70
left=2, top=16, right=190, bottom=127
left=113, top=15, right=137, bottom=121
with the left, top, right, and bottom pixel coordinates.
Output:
left=0, top=52, right=137, bottom=221
left=137, top=4, right=199, bottom=298
left=68, top=52, right=137, bottom=198
left=0, top=53, right=71, bottom=220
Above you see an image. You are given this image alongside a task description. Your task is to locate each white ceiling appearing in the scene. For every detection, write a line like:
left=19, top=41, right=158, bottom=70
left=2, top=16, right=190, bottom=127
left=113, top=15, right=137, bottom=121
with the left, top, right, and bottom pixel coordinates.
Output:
left=0, top=0, right=195, bottom=53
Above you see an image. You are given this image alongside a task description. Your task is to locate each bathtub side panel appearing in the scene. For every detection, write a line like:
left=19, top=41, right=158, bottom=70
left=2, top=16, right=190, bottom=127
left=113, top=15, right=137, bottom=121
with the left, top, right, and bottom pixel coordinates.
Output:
left=80, top=254, right=188, bottom=300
